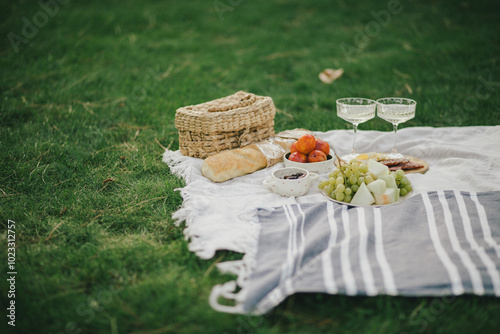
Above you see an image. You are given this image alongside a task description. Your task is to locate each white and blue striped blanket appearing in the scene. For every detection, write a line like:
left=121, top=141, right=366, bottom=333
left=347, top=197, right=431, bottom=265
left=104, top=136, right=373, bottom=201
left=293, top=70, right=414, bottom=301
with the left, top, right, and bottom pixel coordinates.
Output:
left=243, top=191, right=500, bottom=314
left=164, top=126, right=500, bottom=314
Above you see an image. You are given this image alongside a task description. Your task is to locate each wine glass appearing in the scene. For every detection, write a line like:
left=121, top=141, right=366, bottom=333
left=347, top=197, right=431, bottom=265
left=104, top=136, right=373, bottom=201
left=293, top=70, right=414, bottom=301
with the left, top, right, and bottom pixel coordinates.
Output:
left=376, top=97, right=416, bottom=159
left=336, top=97, right=376, bottom=162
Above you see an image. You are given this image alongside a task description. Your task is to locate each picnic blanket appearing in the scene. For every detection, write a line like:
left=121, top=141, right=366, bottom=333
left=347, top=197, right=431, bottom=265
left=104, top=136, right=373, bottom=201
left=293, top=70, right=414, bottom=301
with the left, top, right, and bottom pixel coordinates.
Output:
left=163, top=126, right=500, bottom=314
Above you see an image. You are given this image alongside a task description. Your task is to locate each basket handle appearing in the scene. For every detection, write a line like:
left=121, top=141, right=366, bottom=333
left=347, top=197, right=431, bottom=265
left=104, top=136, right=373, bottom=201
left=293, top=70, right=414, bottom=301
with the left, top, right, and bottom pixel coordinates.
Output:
left=207, top=93, right=256, bottom=112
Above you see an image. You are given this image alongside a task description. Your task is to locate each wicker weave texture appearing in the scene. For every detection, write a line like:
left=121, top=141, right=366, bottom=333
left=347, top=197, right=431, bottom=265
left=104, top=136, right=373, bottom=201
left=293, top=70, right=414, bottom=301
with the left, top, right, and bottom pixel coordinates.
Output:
left=175, top=91, right=276, bottom=158
left=175, top=91, right=275, bottom=133
left=178, top=124, right=275, bottom=159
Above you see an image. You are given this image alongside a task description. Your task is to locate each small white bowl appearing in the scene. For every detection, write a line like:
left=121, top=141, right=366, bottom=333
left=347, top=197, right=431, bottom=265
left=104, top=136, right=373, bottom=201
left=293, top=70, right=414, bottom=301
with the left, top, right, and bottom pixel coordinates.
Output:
left=263, top=167, right=318, bottom=197
left=283, top=152, right=335, bottom=174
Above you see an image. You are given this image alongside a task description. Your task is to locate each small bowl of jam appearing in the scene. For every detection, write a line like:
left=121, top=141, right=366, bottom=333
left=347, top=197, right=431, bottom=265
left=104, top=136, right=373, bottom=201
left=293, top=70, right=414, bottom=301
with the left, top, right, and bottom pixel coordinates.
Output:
left=263, top=167, right=318, bottom=197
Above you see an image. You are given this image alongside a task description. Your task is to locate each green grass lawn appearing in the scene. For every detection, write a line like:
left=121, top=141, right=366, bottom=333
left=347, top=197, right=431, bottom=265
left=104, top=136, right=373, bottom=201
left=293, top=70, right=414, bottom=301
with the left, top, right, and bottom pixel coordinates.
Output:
left=1, top=0, right=500, bottom=333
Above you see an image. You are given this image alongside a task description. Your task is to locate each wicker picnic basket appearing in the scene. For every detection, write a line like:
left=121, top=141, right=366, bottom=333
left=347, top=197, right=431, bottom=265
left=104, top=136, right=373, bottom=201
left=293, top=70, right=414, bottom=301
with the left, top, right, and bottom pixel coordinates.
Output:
left=175, top=91, right=276, bottom=158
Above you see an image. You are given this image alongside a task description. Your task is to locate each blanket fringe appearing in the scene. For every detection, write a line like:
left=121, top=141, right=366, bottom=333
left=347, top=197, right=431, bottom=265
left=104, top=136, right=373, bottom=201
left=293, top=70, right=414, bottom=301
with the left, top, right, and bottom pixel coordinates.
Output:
left=164, top=148, right=262, bottom=313
left=209, top=249, right=258, bottom=313
left=209, top=281, right=246, bottom=314
left=163, top=149, right=195, bottom=183
left=170, top=177, right=262, bottom=260
left=171, top=193, right=260, bottom=259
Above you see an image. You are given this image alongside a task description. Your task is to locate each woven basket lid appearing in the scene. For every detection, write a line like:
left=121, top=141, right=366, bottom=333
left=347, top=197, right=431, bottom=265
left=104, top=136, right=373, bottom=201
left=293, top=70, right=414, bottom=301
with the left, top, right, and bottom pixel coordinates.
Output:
left=175, top=91, right=275, bottom=133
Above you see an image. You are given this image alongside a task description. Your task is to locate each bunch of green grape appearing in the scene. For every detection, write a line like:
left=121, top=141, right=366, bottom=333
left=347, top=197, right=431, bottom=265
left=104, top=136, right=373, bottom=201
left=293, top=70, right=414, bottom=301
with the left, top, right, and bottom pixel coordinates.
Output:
left=318, top=160, right=412, bottom=203
left=395, top=169, right=413, bottom=196
left=318, top=160, right=369, bottom=203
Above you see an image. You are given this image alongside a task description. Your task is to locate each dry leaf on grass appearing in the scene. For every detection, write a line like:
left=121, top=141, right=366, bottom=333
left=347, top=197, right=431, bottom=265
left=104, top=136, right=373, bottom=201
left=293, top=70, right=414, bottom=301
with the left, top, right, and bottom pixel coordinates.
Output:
left=319, top=68, right=344, bottom=84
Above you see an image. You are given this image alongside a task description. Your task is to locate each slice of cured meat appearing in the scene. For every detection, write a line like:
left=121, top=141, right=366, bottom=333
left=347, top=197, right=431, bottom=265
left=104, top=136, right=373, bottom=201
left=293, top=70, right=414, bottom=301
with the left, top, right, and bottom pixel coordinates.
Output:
left=380, top=158, right=410, bottom=167
left=388, top=162, right=424, bottom=171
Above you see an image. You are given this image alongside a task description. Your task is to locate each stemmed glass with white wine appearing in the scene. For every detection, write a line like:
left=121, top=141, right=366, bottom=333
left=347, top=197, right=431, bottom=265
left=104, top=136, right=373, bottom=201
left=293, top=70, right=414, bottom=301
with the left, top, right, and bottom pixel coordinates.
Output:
left=376, top=97, right=416, bottom=159
left=336, top=97, right=376, bottom=162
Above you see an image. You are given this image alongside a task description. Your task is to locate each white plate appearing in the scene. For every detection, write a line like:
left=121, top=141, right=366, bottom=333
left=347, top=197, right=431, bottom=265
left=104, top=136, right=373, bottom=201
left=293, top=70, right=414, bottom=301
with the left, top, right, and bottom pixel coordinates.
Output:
left=321, top=189, right=413, bottom=207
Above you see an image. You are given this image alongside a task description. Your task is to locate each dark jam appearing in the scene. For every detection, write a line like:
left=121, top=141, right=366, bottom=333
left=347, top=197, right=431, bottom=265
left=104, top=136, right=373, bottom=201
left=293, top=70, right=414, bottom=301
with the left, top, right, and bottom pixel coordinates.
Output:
left=282, top=173, right=305, bottom=180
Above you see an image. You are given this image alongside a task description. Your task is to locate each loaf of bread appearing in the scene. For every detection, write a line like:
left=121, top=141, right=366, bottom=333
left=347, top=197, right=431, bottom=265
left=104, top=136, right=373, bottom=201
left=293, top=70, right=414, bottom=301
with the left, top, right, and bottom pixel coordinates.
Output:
left=201, top=129, right=311, bottom=182
left=201, top=144, right=268, bottom=183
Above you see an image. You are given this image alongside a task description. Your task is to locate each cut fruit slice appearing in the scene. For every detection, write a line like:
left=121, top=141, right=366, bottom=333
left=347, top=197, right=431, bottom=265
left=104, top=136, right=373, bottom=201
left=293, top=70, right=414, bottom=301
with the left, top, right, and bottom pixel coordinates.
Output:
left=351, top=182, right=375, bottom=206
left=378, top=174, right=397, bottom=189
left=367, top=179, right=386, bottom=195
left=367, top=159, right=390, bottom=177
left=374, top=187, right=400, bottom=205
